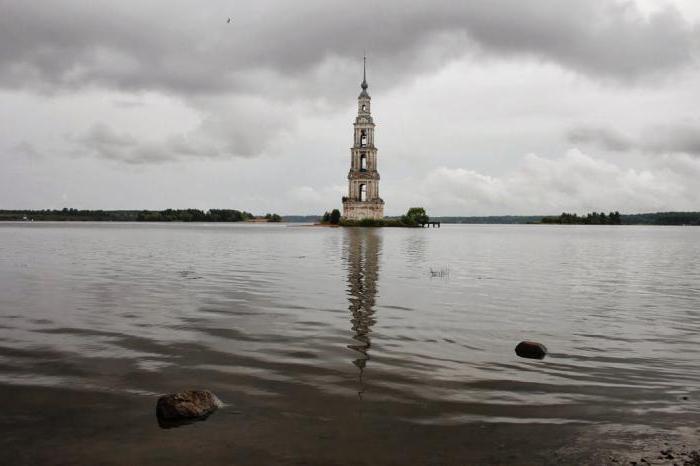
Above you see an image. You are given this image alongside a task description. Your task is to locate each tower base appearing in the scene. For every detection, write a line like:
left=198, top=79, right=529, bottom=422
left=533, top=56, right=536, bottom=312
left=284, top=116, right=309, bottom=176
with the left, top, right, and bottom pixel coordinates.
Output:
left=342, top=199, right=384, bottom=220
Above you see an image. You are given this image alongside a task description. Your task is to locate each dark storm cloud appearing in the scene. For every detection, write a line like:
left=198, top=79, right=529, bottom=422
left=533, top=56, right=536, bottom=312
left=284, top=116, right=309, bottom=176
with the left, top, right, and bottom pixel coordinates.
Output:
left=1, top=0, right=697, bottom=96
left=568, top=124, right=700, bottom=156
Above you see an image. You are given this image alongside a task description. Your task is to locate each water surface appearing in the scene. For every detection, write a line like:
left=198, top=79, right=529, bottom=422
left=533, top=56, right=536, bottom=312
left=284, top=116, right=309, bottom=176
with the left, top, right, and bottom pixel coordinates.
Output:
left=1, top=223, right=699, bottom=465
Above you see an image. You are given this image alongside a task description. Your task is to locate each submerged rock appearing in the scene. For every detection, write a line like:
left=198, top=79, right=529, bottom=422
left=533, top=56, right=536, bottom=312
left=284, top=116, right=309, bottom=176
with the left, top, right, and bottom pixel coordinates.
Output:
left=156, top=390, right=223, bottom=421
left=515, top=341, right=547, bottom=359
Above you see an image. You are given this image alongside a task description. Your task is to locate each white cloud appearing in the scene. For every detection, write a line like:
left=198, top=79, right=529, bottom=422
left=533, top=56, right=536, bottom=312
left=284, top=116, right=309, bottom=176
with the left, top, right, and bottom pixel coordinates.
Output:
left=399, top=150, right=700, bottom=215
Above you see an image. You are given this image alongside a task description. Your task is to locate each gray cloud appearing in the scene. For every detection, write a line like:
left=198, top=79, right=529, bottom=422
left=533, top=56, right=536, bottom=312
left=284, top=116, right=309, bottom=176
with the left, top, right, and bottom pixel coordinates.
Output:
left=73, top=94, right=295, bottom=163
left=568, top=123, right=700, bottom=156
left=568, top=127, right=633, bottom=152
left=13, top=141, right=43, bottom=160
left=1, top=0, right=697, bottom=98
left=645, top=124, right=700, bottom=155
left=3, top=0, right=698, bottom=164
left=74, top=123, right=220, bottom=164
left=112, top=99, right=146, bottom=108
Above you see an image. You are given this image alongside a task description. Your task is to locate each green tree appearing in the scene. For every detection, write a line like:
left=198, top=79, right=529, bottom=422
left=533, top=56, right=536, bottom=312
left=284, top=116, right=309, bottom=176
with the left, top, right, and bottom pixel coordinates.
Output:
left=401, top=207, right=429, bottom=226
left=330, top=209, right=341, bottom=225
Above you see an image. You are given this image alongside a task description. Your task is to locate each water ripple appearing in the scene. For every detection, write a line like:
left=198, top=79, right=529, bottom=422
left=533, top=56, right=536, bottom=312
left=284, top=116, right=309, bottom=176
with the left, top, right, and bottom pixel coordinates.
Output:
left=1, top=222, right=699, bottom=432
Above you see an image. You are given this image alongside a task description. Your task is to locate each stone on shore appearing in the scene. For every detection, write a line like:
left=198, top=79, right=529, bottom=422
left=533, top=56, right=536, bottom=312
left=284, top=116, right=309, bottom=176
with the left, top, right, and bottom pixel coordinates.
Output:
left=156, top=390, right=223, bottom=421
left=515, top=341, right=547, bottom=359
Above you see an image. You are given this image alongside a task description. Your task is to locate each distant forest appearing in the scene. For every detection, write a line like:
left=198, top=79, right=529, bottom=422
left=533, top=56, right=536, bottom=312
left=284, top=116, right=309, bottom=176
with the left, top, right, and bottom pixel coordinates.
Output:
left=619, top=212, right=700, bottom=226
left=541, top=212, right=622, bottom=225
left=2, top=210, right=700, bottom=225
left=540, top=211, right=700, bottom=225
left=0, top=208, right=255, bottom=222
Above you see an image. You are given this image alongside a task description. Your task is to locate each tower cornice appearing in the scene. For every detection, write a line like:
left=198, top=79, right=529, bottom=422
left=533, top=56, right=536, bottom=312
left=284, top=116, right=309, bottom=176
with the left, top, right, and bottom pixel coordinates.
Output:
left=348, top=170, right=380, bottom=180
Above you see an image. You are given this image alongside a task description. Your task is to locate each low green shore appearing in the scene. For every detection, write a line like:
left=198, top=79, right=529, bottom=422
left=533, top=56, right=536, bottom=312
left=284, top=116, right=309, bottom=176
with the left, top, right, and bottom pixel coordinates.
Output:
left=3, top=209, right=700, bottom=226
left=0, top=209, right=280, bottom=223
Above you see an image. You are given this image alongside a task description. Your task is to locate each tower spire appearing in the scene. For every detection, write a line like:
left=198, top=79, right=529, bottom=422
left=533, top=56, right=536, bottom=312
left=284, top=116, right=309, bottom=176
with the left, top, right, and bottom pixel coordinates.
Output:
left=361, top=54, right=368, bottom=90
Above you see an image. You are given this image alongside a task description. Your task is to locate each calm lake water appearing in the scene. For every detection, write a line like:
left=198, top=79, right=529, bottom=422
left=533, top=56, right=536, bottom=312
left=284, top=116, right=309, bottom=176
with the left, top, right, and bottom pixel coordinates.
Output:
left=1, top=222, right=699, bottom=465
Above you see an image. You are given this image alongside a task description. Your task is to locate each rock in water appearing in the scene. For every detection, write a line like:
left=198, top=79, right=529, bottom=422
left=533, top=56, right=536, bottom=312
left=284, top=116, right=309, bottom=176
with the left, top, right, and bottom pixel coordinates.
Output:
left=515, top=341, right=547, bottom=359
left=156, top=390, right=223, bottom=421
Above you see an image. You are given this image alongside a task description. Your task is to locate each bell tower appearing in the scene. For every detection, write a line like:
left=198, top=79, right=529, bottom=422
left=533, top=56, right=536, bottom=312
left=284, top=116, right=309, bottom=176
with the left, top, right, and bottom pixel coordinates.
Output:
left=342, top=56, right=385, bottom=220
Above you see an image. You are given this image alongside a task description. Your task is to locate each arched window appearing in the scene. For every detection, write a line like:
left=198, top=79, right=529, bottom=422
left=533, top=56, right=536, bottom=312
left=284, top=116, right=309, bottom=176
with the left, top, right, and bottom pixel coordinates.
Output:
left=360, top=153, right=367, bottom=171
left=360, top=130, right=367, bottom=147
left=359, top=184, right=367, bottom=202
left=361, top=104, right=367, bottom=112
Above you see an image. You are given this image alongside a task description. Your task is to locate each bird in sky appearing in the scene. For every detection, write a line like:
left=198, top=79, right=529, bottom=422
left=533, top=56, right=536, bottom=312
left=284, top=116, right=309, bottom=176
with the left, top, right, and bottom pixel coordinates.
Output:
left=227, top=17, right=231, bottom=23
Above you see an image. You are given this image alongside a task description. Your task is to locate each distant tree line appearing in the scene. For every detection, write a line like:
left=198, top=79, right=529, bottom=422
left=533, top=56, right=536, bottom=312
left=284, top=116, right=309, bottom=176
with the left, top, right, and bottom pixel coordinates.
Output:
left=541, top=211, right=622, bottom=225
left=135, top=209, right=255, bottom=222
left=0, top=208, right=256, bottom=222
left=264, top=213, right=282, bottom=222
left=0, top=208, right=141, bottom=222
left=620, top=212, right=700, bottom=226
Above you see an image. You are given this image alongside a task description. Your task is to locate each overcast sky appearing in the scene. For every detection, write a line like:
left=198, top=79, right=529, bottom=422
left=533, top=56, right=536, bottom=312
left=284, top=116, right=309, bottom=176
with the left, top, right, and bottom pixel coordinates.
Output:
left=2, top=0, right=700, bottom=215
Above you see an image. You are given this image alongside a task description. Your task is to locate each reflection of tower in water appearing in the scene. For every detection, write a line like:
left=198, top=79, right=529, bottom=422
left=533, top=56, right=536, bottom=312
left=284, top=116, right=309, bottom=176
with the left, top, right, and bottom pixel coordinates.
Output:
left=344, top=229, right=381, bottom=396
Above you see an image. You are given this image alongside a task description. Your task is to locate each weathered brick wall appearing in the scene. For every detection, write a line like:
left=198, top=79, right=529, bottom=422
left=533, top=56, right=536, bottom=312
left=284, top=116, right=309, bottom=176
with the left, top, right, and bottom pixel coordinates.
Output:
left=343, top=200, right=384, bottom=220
